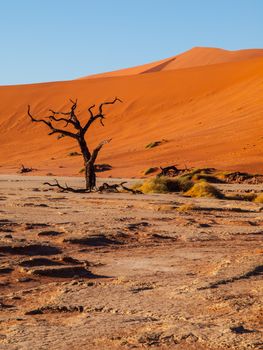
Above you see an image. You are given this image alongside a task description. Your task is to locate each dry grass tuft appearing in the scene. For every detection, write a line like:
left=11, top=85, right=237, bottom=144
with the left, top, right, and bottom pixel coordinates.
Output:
left=227, top=192, right=256, bottom=202
left=134, top=176, right=193, bottom=194
left=254, top=193, right=263, bottom=203
left=176, top=203, right=197, bottom=212
left=184, top=181, right=224, bottom=199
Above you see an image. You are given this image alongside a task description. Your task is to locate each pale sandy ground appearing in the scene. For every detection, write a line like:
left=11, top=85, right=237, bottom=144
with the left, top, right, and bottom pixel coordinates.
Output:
left=0, top=175, right=262, bottom=350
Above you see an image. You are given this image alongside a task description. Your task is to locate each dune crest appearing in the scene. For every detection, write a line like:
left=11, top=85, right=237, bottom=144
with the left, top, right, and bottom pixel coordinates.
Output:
left=80, top=46, right=263, bottom=79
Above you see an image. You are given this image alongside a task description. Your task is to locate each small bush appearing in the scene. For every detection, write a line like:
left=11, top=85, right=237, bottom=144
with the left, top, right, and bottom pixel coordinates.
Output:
left=68, top=151, right=81, bottom=157
left=184, top=181, right=224, bottom=199
left=175, top=176, right=195, bottom=192
left=177, top=174, right=192, bottom=182
left=144, top=167, right=159, bottom=175
left=95, top=164, right=112, bottom=172
left=145, top=139, right=168, bottom=149
left=254, top=193, right=263, bottom=203
left=145, top=141, right=162, bottom=149
left=192, top=174, right=223, bottom=183
left=139, top=177, right=168, bottom=193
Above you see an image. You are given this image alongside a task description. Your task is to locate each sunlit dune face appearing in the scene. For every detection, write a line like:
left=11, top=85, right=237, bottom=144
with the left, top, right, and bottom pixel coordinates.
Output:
left=0, top=47, right=263, bottom=177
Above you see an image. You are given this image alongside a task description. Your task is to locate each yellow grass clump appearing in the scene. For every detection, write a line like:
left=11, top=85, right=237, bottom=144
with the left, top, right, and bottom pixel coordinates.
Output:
left=176, top=203, right=197, bottom=212
left=227, top=192, right=256, bottom=201
left=254, top=193, right=263, bottom=203
left=139, top=177, right=169, bottom=193
left=184, top=181, right=224, bottom=199
left=134, top=176, right=193, bottom=194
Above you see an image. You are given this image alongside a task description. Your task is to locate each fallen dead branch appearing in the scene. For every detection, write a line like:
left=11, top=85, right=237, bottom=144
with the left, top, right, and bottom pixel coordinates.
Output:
left=119, top=182, right=142, bottom=194
left=44, top=179, right=143, bottom=194
left=97, top=183, right=120, bottom=193
left=43, top=180, right=90, bottom=193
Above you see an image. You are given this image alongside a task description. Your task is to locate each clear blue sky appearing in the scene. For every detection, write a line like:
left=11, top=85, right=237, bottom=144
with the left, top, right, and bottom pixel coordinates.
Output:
left=0, top=0, right=262, bottom=85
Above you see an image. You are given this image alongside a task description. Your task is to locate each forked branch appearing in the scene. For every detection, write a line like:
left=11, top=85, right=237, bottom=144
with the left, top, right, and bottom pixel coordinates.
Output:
left=49, top=99, right=81, bottom=130
left=90, top=139, right=112, bottom=164
left=83, top=97, right=122, bottom=134
left=27, top=105, right=78, bottom=139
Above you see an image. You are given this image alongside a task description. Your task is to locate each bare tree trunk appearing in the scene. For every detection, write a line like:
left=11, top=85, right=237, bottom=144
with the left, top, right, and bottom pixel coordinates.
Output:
left=77, top=136, right=94, bottom=190
left=85, top=161, right=96, bottom=190
left=83, top=139, right=112, bottom=190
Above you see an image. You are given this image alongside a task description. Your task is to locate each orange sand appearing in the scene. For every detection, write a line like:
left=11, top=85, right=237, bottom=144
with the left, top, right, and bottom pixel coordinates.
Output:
left=0, top=47, right=263, bottom=177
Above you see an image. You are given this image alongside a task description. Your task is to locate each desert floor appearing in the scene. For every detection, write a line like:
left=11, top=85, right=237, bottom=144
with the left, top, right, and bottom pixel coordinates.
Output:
left=0, top=175, right=262, bottom=350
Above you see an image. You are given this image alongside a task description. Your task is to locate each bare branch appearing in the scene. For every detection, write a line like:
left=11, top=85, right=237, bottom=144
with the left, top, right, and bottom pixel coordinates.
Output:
left=97, top=182, right=120, bottom=193
left=28, top=105, right=78, bottom=139
left=28, top=105, right=53, bottom=128
left=119, top=182, right=142, bottom=194
left=83, top=97, right=122, bottom=134
left=98, top=97, right=122, bottom=115
left=48, top=114, right=74, bottom=127
left=89, top=139, right=112, bottom=164
left=48, top=99, right=81, bottom=130
left=88, top=104, right=96, bottom=118
left=43, top=179, right=90, bottom=193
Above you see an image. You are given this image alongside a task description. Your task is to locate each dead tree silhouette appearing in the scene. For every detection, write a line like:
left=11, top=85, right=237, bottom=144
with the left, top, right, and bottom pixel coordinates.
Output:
left=28, top=98, right=122, bottom=192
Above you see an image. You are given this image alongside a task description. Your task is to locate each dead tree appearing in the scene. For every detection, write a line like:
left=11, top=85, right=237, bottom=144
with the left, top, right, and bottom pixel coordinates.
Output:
left=28, top=98, right=122, bottom=191
left=158, top=165, right=180, bottom=177
left=19, top=164, right=33, bottom=174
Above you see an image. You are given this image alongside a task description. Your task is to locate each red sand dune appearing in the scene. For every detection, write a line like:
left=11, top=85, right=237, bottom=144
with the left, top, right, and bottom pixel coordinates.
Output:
left=0, top=47, right=263, bottom=177
left=81, top=47, right=263, bottom=78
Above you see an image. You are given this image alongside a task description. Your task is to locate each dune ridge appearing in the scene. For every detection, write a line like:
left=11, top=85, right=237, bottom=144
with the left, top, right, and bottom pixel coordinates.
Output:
left=80, top=46, right=263, bottom=79
left=0, top=47, right=262, bottom=177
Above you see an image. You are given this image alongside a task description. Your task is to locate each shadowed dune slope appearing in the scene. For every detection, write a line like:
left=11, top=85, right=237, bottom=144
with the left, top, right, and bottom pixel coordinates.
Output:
left=0, top=48, right=263, bottom=177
